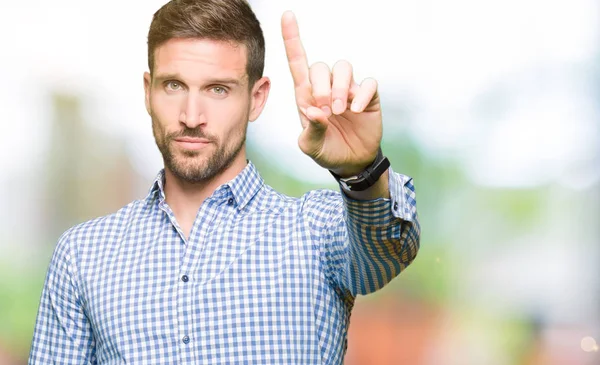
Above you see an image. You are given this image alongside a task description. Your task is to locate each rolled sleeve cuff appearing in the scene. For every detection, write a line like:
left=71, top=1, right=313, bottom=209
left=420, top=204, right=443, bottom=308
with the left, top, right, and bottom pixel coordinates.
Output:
left=341, top=167, right=417, bottom=226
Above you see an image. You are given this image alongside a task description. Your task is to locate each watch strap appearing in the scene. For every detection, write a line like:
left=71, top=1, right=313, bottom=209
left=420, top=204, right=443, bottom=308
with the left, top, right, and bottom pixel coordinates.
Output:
left=329, top=148, right=390, bottom=191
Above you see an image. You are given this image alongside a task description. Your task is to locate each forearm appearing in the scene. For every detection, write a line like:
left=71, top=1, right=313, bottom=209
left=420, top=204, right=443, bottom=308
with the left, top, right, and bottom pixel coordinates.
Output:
left=342, top=172, right=420, bottom=294
left=319, top=169, right=421, bottom=296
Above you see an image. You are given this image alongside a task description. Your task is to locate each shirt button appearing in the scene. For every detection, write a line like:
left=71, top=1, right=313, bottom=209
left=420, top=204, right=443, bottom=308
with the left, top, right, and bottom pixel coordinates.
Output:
left=182, top=335, right=190, bottom=344
left=227, top=198, right=234, bottom=205
left=393, top=201, right=398, bottom=211
left=181, top=275, right=189, bottom=282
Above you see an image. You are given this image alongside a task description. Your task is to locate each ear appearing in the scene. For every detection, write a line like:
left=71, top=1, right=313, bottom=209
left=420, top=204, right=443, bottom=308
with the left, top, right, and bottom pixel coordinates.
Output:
left=143, top=72, right=152, bottom=115
left=248, top=76, right=271, bottom=122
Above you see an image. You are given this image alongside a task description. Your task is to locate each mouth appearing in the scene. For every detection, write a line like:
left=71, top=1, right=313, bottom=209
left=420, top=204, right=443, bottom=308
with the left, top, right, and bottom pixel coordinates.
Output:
left=173, top=137, right=211, bottom=151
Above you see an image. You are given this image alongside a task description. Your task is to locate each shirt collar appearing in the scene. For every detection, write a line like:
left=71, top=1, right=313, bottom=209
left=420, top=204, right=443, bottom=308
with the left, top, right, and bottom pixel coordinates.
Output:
left=225, top=161, right=264, bottom=210
left=144, top=161, right=264, bottom=211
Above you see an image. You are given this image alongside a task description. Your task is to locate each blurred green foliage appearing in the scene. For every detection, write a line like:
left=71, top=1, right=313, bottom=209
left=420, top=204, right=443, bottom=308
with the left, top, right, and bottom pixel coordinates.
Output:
left=0, top=255, right=49, bottom=359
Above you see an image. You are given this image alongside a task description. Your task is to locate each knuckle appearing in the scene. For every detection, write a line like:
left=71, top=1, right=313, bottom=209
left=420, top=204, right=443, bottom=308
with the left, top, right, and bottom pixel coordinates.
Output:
left=331, top=86, right=348, bottom=97
left=312, top=91, right=331, bottom=102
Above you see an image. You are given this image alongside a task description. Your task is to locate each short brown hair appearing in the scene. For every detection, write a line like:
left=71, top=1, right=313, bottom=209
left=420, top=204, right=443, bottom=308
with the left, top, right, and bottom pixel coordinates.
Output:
left=147, top=0, right=265, bottom=86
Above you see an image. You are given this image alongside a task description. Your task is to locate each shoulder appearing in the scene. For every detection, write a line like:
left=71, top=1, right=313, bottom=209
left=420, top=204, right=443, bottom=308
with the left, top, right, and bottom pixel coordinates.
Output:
left=300, top=189, right=344, bottom=219
left=250, top=184, right=344, bottom=231
left=252, top=182, right=343, bottom=211
left=72, top=200, right=142, bottom=237
left=54, top=199, right=145, bottom=254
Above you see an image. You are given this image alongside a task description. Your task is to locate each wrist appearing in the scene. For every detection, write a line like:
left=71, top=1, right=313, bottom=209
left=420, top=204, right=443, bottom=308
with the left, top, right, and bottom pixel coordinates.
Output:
left=330, top=164, right=370, bottom=179
left=342, top=170, right=390, bottom=200
left=329, top=150, right=380, bottom=178
left=329, top=148, right=390, bottom=192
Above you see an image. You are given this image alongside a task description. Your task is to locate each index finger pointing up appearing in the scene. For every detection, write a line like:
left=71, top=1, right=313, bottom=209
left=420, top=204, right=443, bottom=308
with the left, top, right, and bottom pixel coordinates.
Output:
left=281, top=11, right=310, bottom=92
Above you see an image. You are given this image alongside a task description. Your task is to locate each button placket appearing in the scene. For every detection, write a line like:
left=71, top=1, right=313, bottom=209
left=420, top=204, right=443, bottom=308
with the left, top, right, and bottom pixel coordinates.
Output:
left=176, top=198, right=220, bottom=358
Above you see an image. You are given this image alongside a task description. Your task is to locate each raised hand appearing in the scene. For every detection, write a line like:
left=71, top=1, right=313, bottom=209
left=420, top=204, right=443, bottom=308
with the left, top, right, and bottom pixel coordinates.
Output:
left=281, top=11, right=383, bottom=177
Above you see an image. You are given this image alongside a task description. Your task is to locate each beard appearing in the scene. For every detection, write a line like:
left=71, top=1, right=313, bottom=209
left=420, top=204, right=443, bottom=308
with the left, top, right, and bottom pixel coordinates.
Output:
left=151, top=113, right=248, bottom=184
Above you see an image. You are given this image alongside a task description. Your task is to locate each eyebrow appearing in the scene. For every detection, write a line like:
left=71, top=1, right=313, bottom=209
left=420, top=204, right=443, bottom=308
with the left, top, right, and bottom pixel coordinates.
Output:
left=153, top=73, right=244, bottom=87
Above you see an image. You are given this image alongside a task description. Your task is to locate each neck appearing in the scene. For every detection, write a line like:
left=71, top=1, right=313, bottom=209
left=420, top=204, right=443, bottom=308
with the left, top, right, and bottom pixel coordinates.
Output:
left=163, top=151, right=248, bottom=237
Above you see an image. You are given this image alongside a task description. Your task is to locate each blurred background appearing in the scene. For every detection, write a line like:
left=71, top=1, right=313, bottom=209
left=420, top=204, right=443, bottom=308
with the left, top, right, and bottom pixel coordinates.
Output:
left=0, top=0, right=598, bottom=364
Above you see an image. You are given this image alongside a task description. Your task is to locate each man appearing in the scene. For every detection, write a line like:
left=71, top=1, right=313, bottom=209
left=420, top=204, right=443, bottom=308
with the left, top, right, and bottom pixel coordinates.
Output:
left=29, top=0, right=420, bottom=363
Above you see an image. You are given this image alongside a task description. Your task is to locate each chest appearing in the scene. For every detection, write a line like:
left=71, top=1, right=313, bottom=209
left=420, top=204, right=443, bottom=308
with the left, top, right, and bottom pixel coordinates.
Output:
left=79, top=207, right=321, bottom=352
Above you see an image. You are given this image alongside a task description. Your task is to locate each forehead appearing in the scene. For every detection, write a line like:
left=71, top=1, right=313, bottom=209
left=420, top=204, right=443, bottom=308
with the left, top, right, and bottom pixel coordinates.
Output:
left=153, top=38, right=248, bottom=82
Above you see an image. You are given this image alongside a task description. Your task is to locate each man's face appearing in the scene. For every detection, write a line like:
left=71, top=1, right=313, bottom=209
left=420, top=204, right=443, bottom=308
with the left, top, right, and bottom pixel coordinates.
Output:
left=144, top=38, right=269, bottom=183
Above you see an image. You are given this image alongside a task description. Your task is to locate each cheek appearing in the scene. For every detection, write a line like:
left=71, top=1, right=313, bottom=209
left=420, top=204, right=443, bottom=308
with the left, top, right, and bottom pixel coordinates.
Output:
left=222, top=107, right=249, bottom=136
left=150, top=95, right=181, bottom=129
left=204, top=96, right=249, bottom=130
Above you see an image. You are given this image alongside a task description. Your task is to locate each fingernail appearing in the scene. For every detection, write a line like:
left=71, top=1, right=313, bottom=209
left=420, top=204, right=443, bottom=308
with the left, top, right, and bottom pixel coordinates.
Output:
left=351, top=101, right=361, bottom=112
left=320, top=105, right=332, bottom=116
left=333, top=99, right=344, bottom=114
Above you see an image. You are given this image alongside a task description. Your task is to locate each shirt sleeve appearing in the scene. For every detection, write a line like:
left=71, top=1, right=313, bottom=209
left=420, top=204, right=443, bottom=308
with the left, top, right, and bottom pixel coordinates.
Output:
left=305, top=167, right=420, bottom=297
left=29, top=229, right=97, bottom=364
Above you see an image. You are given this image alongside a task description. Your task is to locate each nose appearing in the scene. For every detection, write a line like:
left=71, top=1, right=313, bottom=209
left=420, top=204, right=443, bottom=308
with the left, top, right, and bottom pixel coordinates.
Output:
left=179, top=91, right=206, bottom=128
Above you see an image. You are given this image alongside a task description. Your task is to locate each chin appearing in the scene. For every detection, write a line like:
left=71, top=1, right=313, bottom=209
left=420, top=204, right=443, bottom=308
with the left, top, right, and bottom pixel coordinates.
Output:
left=176, top=154, right=228, bottom=182
left=175, top=156, right=210, bottom=173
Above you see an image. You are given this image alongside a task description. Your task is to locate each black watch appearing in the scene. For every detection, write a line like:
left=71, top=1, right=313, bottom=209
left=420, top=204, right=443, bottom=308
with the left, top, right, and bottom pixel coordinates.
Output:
left=329, top=148, right=390, bottom=191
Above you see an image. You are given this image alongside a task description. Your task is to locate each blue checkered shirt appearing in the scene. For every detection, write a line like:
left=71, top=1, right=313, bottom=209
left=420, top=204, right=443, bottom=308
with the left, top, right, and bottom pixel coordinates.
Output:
left=29, top=161, right=420, bottom=364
